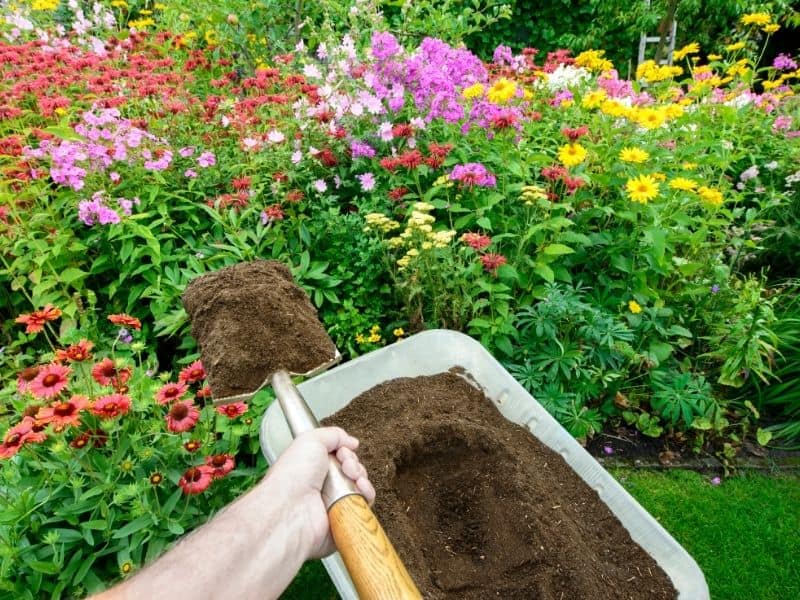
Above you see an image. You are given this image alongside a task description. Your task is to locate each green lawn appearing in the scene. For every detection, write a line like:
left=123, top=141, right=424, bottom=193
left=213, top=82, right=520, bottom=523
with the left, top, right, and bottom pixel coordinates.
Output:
left=281, top=470, right=800, bottom=599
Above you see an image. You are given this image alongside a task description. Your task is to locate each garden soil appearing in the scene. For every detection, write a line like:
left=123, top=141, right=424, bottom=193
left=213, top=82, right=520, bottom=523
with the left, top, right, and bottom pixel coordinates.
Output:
left=324, top=372, right=677, bottom=599
left=182, top=260, right=336, bottom=399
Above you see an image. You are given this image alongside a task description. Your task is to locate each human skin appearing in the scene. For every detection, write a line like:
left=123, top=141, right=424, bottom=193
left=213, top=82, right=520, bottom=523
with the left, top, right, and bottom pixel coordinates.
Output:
left=95, top=427, right=375, bottom=600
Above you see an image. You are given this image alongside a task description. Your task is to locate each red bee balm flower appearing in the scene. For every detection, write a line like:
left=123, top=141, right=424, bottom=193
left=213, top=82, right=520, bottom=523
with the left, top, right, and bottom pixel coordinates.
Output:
left=108, top=314, right=141, bottom=330
left=216, top=402, right=247, bottom=419
left=55, top=340, right=94, bottom=363
left=166, top=400, right=200, bottom=433
left=91, top=394, right=132, bottom=419
left=91, top=358, right=132, bottom=386
left=480, top=253, right=508, bottom=273
left=37, top=395, right=89, bottom=428
left=178, top=465, right=214, bottom=495
left=29, top=363, right=71, bottom=399
left=155, top=381, right=189, bottom=405
left=15, top=304, right=62, bottom=334
left=205, top=453, right=235, bottom=478
left=461, top=232, right=492, bottom=251
left=178, top=360, right=206, bottom=384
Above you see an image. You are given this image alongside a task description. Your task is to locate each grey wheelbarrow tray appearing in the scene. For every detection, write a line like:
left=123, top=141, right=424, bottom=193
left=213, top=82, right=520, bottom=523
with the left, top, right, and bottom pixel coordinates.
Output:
left=260, top=329, right=709, bottom=599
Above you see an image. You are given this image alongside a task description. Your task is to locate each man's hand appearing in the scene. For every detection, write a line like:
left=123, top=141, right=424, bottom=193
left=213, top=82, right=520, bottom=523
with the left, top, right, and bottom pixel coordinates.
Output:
left=262, top=426, right=376, bottom=559
left=96, top=426, right=375, bottom=600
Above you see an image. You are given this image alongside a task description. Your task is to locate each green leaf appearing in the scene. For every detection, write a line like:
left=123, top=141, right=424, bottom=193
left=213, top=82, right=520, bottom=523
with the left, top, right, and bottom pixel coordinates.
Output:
left=59, top=268, right=88, bottom=286
left=542, top=243, right=574, bottom=256
left=42, top=126, right=83, bottom=141
left=476, top=216, right=492, bottom=230
left=495, top=335, right=514, bottom=356
left=533, top=263, right=555, bottom=283
left=112, top=515, right=153, bottom=539
left=648, top=341, right=673, bottom=363
left=756, top=428, right=773, bottom=446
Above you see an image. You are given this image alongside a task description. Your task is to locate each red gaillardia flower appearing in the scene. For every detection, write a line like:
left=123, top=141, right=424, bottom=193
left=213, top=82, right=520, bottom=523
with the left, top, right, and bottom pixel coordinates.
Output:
left=55, top=340, right=94, bottom=363
left=178, top=465, right=214, bottom=495
left=183, top=439, right=202, bottom=453
left=91, top=358, right=132, bottom=387
left=15, top=304, right=62, bottom=334
left=179, top=360, right=206, bottom=384
left=216, top=402, right=247, bottom=419
left=206, top=454, right=235, bottom=478
left=155, top=381, right=189, bottom=405
left=0, top=417, right=47, bottom=459
left=29, top=363, right=71, bottom=399
left=71, top=428, right=109, bottom=449
left=37, top=395, right=89, bottom=428
left=108, top=314, right=141, bottom=330
left=166, top=400, right=200, bottom=433
left=91, top=394, right=132, bottom=419
left=195, top=385, right=213, bottom=399
left=17, top=366, right=40, bottom=395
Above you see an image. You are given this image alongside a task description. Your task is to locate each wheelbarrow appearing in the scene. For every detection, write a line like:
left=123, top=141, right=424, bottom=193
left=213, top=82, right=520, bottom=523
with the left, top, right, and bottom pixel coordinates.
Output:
left=260, top=329, right=709, bottom=599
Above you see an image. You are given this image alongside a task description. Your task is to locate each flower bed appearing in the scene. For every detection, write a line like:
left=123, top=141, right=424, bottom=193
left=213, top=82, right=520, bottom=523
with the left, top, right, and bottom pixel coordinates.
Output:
left=0, top=2, right=798, bottom=595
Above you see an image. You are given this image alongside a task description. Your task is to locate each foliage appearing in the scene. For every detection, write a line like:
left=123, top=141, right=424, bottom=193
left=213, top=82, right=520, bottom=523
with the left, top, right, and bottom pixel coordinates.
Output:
left=0, top=2, right=799, bottom=593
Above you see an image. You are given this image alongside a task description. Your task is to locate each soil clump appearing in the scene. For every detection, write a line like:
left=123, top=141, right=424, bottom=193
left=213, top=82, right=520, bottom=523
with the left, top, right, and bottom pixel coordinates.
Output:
left=324, top=372, right=677, bottom=599
left=182, top=260, right=336, bottom=399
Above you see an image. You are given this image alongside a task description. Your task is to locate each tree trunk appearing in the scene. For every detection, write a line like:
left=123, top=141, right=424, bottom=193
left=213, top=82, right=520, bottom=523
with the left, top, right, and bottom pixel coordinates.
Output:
left=654, top=0, right=680, bottom=64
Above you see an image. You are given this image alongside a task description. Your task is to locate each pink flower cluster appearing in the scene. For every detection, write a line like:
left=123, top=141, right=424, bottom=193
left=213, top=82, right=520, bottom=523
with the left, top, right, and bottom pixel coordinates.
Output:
left=24, top=107, right=172, bottom=191
left=449, top=163, right=497, bottom=188
left=77, top=191, right=140, bottom=226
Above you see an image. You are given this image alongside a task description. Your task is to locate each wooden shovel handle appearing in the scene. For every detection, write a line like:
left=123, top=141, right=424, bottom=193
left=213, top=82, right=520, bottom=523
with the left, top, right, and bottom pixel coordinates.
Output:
left=328, top=494, right=422, bottom=600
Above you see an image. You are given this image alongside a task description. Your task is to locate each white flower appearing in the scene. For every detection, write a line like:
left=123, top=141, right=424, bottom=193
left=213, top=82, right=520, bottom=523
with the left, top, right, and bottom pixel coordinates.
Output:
left=267, top=130, right=285, bottom=144
left=314, top=179, right=327, bottom=193
left=291, top=151, right=303, bottom=164
left=302, top=63, right=321, bottom=79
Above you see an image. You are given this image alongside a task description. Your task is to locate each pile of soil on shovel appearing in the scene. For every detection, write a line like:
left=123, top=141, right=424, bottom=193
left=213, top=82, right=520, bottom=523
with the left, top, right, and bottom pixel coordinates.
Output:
left=182, top=260, right=336, bottom=399
left=323, top=372, right=677, bottom=599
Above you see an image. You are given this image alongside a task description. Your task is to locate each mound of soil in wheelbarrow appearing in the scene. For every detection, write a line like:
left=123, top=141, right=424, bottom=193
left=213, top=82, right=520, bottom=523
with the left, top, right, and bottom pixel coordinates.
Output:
left=324, top=372, right=676, bottom=599
left=182, top=260, right=336, bottom=399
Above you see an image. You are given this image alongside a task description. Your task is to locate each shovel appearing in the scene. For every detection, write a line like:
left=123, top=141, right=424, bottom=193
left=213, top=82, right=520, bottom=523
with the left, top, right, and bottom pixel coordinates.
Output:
left=183, top=260, right=421, bottom=600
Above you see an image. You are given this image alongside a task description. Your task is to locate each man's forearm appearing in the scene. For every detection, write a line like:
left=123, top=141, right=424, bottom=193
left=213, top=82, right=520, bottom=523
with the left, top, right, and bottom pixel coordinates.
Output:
left=97, top=475, right=311, bottom=600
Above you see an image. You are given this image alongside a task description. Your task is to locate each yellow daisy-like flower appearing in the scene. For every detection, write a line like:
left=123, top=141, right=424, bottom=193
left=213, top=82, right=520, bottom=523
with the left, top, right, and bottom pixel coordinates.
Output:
left=762, top=24, right=780, bottom=34
left=762, top=79, right=782, bottom=91
left=652, top=172, right=667, bottom=182
left=487, top=78, right=517, bottom=104
left=697, top=186, right=724, bottom=207
left=393, top=328, right=405, bottom=338
left=205, top=30, right=218, bottom=46
left=669, top=177, right=698, bottom=192
left=154, top=3, right=167, bottom=9
left=625, top=174, right=660, bottom=204
left=725, top=42, right=745, bottom=52
left=355, top=333, right=366, bottom=344
left=462, top=83, right=485, bottom=100
left=110, top=0, right=128, bottom=7
left=740, top=13, right=771, bottom=27
left=31, top=0, right=59, bottom=10
left=682, top=162, right=698, bottom=170
left=673, top=42, right=700, bottom=61
left=581, top=88, right=607, bottom=109
left=663, top=104, right=684, bottom=120
left=558, top=143, right=588, bottom=168
left=707, top=53, right=722, bottom=61
left=628, top=300, right=642, bottom=314
left=600, top=99, right=629, bottom=117
left=635, top=108, right=666, bottom=130
left=619, top=147, right=650, bottom=163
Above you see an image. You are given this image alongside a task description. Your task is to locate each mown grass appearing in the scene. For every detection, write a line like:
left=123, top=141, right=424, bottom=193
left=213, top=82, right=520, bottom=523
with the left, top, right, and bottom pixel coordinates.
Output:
left=281, top=469, right=800, bottom=599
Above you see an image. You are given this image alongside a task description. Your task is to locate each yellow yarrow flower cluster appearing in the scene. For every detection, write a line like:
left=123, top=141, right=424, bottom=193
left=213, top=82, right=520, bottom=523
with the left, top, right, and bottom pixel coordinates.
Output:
left=673, top=42, right=700, bottom=61
left=487, top=78, right=517, bottom=104
left=619, top=147, right=650, bottom=163
left=520, top=184, right=548, bottom=205
left=462, top=83, right=485, bottom=100
left=575, top=50, right=613, bottom=72
left=363, top=212, right=401, bottom=234
left=636, top=60, right=683, bottom=83
left=386, top=202, right=456, bottom=269
left=558, top=143, right=587, bottom=168
left=740, top=13, right=771, bottom=27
